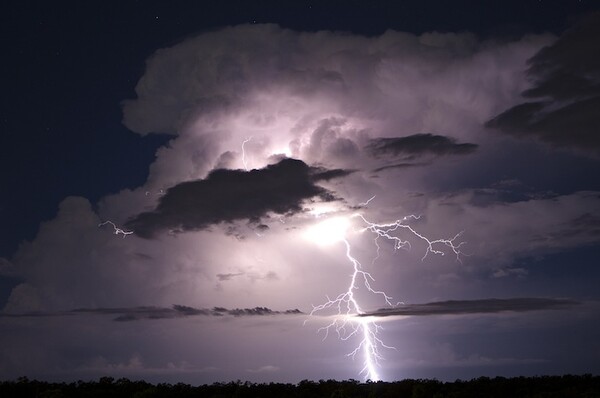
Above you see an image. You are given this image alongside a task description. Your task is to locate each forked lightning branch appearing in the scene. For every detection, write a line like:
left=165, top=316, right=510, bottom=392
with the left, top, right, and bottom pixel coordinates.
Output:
left=305, top=212, right=465, bottom=381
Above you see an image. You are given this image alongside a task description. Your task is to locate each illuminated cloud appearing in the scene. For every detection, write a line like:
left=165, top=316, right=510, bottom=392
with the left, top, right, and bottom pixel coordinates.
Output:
left=6, top=25, right=599, bottom=317
left=5, top=25, right=599, bottom=319
left=117, top=24, right=552, bottom=190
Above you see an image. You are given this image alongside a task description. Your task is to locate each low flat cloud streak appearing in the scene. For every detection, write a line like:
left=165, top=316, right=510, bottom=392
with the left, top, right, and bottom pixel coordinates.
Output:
left=359, top=298, right=578, bottom=317
left=367, top=134, right=478, bottom=159
left=1, top=305, right=303, bottom=322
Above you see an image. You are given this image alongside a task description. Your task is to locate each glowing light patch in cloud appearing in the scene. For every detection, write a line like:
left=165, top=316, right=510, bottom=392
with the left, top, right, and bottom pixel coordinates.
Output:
left=304, top=217, right=351, bottom=246
left=307, top=202, right=343, bottom=218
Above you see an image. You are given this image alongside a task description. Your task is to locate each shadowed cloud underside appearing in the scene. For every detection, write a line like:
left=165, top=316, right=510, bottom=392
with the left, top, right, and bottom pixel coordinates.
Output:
left=126, top=158, right=351, bottom=238
left=359, top=298, right=578, bottom=317
left=366, top=134, right=478, bottom=160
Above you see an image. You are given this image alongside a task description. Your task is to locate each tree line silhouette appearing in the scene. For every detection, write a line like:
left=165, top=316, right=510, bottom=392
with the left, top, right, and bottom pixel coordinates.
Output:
left=1, top=374, right=598, bottom=397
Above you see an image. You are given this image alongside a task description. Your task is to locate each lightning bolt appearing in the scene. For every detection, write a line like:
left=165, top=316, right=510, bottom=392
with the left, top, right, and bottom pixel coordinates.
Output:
left=309, top=212, right=465, bottom=381
left=241, top=136, right=253, bottom=171
left=98, top=220, right=133, bottom=237
left=357, top=195, right=376, bottom=207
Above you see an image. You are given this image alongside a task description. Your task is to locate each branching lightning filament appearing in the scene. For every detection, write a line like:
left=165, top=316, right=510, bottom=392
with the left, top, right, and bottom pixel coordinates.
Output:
left=309, top=213, right=465, bottom=381
left=98, top=220, right=133, bottom=237
left=310, top=238, right=392, bottom=381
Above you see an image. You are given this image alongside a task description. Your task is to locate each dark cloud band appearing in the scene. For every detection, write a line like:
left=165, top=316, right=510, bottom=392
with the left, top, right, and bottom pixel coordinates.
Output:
left=126, top=158, right=350, bottom=238
left=1, top=305, right=303, bottom=322
left=358, top=298, right=578, bottom=317
left=366, top=133, right=478, bottom=159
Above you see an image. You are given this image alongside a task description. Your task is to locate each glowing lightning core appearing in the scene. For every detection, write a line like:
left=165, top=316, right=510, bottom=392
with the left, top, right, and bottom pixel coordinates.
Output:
left=308, top=213, right=465, bottom=381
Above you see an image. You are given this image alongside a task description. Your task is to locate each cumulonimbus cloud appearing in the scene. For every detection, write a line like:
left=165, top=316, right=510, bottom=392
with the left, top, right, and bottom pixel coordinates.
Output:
left=4, top=24, right=597, bottom=320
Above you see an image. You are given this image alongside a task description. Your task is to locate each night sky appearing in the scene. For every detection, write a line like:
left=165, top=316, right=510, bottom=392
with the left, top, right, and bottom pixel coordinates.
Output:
left=1, top=0, right=600, bottom=384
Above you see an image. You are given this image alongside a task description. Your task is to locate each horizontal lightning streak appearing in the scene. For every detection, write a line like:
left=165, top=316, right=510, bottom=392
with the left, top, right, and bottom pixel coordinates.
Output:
left=355, top=214, right=465, bottom=262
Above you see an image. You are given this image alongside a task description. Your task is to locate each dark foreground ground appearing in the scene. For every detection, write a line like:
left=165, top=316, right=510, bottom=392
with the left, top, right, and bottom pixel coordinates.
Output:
left=1, top=375, right=598, bottom=397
